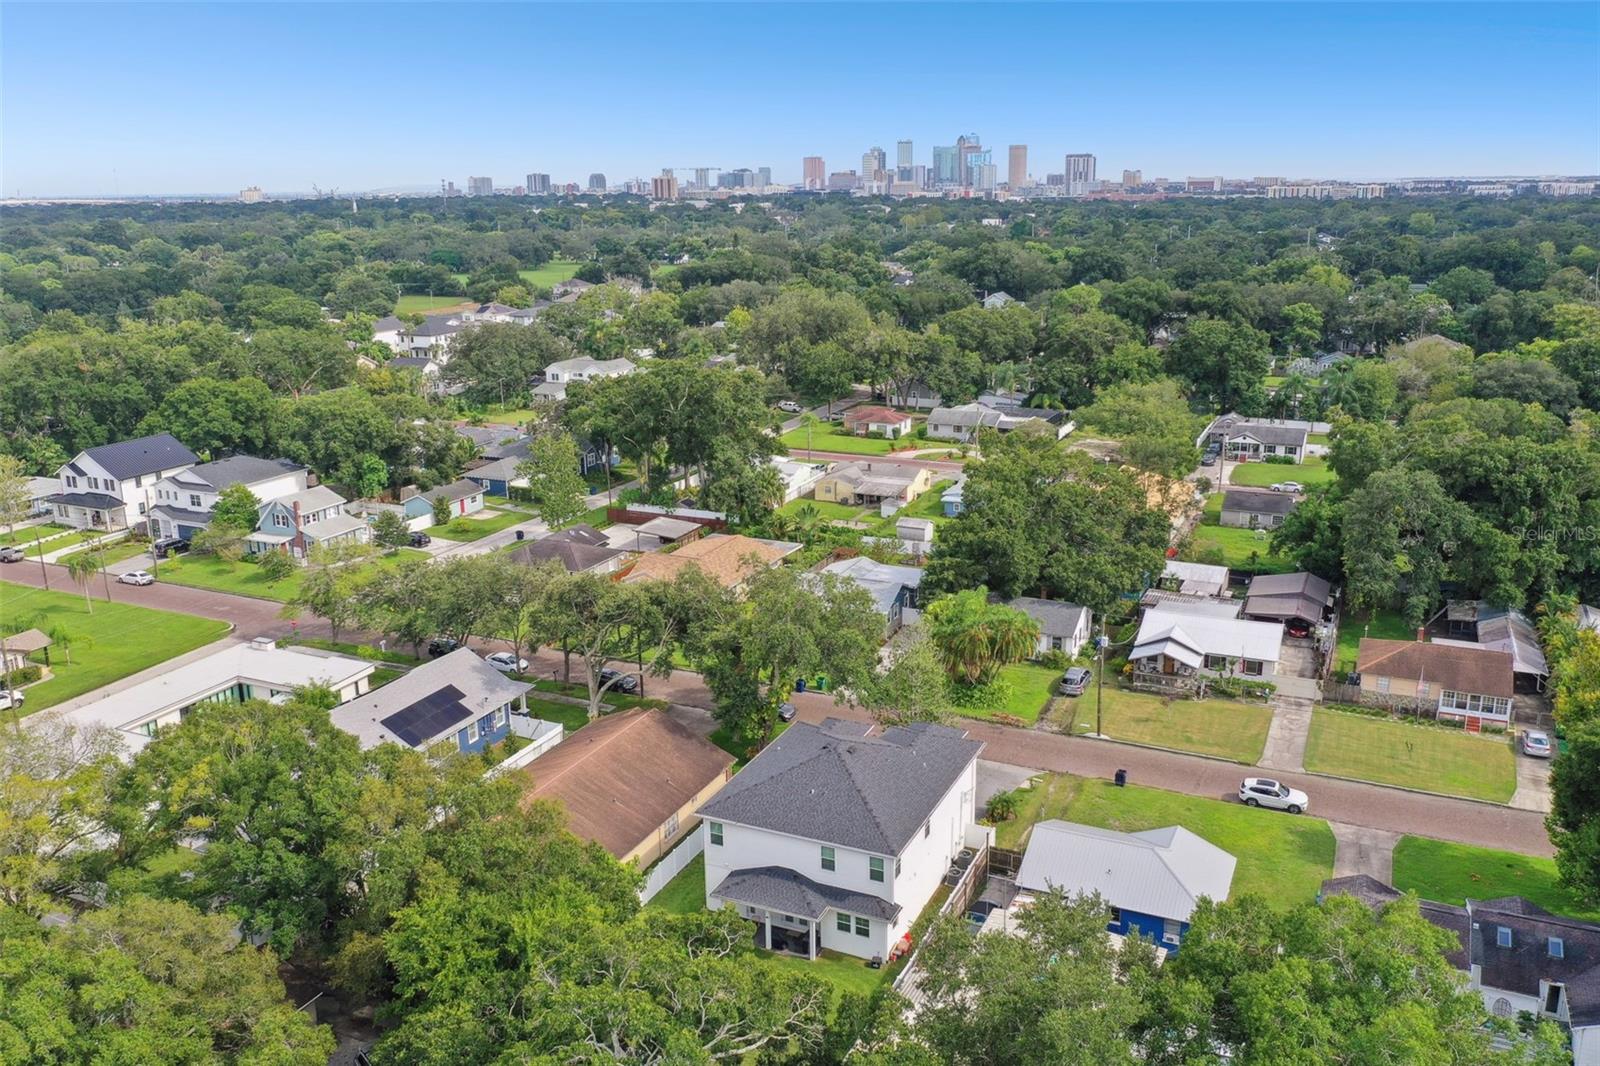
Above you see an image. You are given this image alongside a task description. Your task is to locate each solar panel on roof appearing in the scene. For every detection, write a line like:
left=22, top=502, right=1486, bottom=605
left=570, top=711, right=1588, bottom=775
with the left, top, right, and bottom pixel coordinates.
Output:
left=380, top=684, right=471, bottom=747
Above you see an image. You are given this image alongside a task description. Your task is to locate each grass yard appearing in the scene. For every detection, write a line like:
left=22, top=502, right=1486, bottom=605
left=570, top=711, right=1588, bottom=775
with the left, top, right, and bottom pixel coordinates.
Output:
left=709, top=720, right=791, bottom=769
left=59, top=538, right=150, bottom=567
left=646, top=853, right=707, bottom=915
left=779, top=425, right=897, bottom=456
left=583, top=459, right=638, bottom=494
left=1391, top=837, right=1600, bottom=921
left=866, top=479, right=954, bottom=534
left=1264, top=375, right=1288, bottom=388
left=425, top=509, right=528, bottom=542
left=1226, top=457, right=1336, bottom=490
left=280, top=637, right=421, bottom=665
left=524, top=696, right=595, bottom=734
left=477, top=406, right=538, bottom=427
left=950, top=662, right=1062, bottom=725
left=1059, top=684, right=1273, bottom=764
left=1182, top=494, right=1297, bottom=574
left=394, top=293, right=469, bottom=315
left=1303, top=709, right=1517, bottom=803
left=0, top=582, right=231, bottom=713
left=0, top=523, right=70, bottom=548
left=996, top=775, right=1336, bottom=906
left=157, top=549, right=428, bottom=603
left=22, top=529, right=101, bottom=559
left=1334, top=607, right=1412, bottom=672
left=777, top=496, right=873, bottom=524
left=1307, top=433, right=1330, bottom=447
left=518, top=258, right=583, bottom=288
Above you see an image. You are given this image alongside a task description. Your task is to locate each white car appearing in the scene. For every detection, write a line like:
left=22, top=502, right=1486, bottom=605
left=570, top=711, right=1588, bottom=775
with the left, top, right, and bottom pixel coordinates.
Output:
left=1270, top=481, right=1305, bottom=494
left=777, top=400, right=805, bottom=414
left=117, top=570, right=155, bottom=586
left=1239, top=777, right=1309, bottom=814
left=484, top=652, right=528, bottom=674
left=0, top=690, right=23, bottom=713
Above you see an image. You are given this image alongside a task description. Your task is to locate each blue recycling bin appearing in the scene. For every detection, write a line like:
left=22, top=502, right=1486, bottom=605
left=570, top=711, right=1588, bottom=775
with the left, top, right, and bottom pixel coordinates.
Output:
left=794, top=678, right=806, bottom=693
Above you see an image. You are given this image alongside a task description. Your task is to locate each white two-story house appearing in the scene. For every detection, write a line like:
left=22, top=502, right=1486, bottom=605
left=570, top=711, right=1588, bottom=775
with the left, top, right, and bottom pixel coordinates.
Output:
left=147, top=455, right=308, bottom=543
left=49, top=433, right=199, bottom=532
left=532, top=356, right=637, bottom=402
left=698, top=718, right=983, bottom=962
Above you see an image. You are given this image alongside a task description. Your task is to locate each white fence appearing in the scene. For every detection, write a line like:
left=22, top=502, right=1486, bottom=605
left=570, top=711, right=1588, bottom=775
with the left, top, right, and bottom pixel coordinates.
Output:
left=639, top=829, right=704, bottom=903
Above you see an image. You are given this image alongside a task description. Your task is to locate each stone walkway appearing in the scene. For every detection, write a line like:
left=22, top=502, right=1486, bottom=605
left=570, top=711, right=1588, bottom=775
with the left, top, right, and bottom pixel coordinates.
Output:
left=1260, top=695, right=1314, bottom=773
left=1330, top=822, right=1400, bottom=882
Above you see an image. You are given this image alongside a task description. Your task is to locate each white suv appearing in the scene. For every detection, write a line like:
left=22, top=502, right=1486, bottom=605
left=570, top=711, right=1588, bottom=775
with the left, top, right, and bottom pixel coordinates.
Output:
left=1239, top=777, right=1309, bottom=814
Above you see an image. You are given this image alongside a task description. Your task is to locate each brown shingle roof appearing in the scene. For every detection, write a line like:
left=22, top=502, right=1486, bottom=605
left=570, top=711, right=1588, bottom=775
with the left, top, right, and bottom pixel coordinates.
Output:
left=622, top=534, right=795, bottom=588
left=2, top=628, right=52, bottom=654
left=843, top=405, right=907, bottom=426
left=520, top=709, right=733, bottom=858
left=1355, top=638, right=1514, bottom=697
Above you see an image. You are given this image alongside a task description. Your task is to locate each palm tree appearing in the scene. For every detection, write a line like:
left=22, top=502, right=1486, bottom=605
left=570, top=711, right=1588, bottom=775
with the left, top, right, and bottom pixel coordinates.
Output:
left=925, top=590, right=1041, bottom=685
left=797, top=412, right=821, bottom=455
left=64, top=550, right=100, bottom=614
left=1319, top=364, right=1359, bottom=414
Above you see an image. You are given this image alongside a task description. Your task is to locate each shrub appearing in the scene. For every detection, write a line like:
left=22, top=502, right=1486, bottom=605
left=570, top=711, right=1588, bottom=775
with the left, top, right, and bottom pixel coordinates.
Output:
left=1263, top=454, right=1297, bottom=465
left=1038, top=649, right=1074, bottom=671
left=257, top=550, right=296, bottom=582
left=2, top=664, right=43, bottom=687
left=1205, top=676, right=1277, bottom=700
left=946, top=677, right=1016, bottom=711
left=985, top=789, right=1021, bottom=823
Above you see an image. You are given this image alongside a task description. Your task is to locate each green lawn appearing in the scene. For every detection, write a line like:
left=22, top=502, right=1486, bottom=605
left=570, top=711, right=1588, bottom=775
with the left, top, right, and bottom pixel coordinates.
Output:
left=1391, top=837, right=1600, bottom=921
left=950, top=662, right=1063, bottom=725
left=394, top=293, right=468, bottom=314
left=1334, top=607, right=1412, bottom=672
left=583, top=459, right=637, bottom=494
left=1059, top=684, right=1274, bottom=764
left=1264, top=375, right=1288, bottom=388
left=1307, top=433, right=1330, bottom=447
left=779, top=425, right=897, bottom=456
left=1226, top=457, right=1335, bottom=490
left=1304, top=709, right=1517, bottom=803
left=777, top=496, right=872, bottom=523
left=59, top=538, right=150, bottom=567
left=23, top=529, right=101, bottom=559
left=865, top=479, right=954, bottom=534
left=279, top=637, right=422, bottom=665
left=524, top=696, right=593, bottom=735
left=996, top=775, right=1336, bottom=906
left=1, top=582, right=231, bottom=713
left=425, top=509, right=528, bottom=542
left=157, top=549, right=428, bottom=603
left=477, top=407, right=538, bottom=428
left=709, top=720, right=791, bottom=769
left=0, top=523, right=70, bottom=548
left=1182, top=493, right=1297, bottom=574
left=646, top=853, right=706, bottom=915
left=518, top=258, right=583, bottom=288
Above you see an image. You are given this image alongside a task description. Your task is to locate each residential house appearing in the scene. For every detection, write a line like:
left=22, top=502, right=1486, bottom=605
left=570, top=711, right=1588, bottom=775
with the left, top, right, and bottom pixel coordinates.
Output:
left=371, top=315, right=407, bottom=351
left=49, top=433, right=198, bottom=532
left=1322, top=877, right=1600, bottom=1066
left=24, top=477, right=56, bottom=517
left=1154, top=560, right=1231, bottom=599
left=388, top=355, right=447, bottom=395
left=842, top=405, right=914, bottom=439
left=508, top=525, right=627, bottom=575
left=147, top=455, right=306, bottom=543
left=700, top=718, right=984, bottom=962
left=330, top=648, right=530, bottom=754
left=1131, top=608, right=1283, bottom=682
left=428, top=478, right=487, bottom=519
left=1008, top=597, right=1093, bottom=658
left=818, top=556, right=924, bottom=635
left=769, top=457, right=830, bottom=503
left=552, top=278, right=595, bottom=301
left=247, top=485, right=370, bottom=559
left=397, top=313, right=470, bottom=361
left=348, top=486, right=436, bottom=533
left=1198, top=413, right=1310, bottom=463
left=623, top=533, right=800, bottom=591
left=883, top=381, right=942, bottom=410
left=532, top=356, right=636, bottom=402
left=1242, top=571, right=1333, bottom=629
left=1434, top=601, right=1550, bottom=692
left=1138, top=590, right=1245, bottom=619
left=924, top=402, right=1070, bottom=443
left=1013, top=820, right=1236, bottom=953
left=38, top=638, right=374, bottom=760
left=1220, top=488, right=1298, bottom=529
left=941, top=477, right=965, bottom=516
left=520, top=708, right=734, bottom=867
left=981, top=291, right=1016, bottom=309
left=1354, top=638, right=1514, bottom=728
left=813, top=461, right=932, bottom=507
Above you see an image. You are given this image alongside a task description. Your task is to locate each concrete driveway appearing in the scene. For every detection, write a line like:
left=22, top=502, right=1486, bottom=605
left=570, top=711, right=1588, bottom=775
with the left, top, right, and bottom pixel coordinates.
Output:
left=1510, top=750, right=1553, bottom=813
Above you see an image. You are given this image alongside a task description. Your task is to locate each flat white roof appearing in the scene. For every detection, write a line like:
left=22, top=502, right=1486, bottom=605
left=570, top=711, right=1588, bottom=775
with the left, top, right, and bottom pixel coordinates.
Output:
left=1133, top=608, right=1283, bottom=665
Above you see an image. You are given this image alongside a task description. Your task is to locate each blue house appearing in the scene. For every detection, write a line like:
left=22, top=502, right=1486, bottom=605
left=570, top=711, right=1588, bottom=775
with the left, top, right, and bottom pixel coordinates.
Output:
left=462, top=433, right=617, bottom=497
left=329, top=648, right=530, bottom=755
left=941, top=477, right=965, bottom=517
left=1013, top=820, right=1236, bottom=953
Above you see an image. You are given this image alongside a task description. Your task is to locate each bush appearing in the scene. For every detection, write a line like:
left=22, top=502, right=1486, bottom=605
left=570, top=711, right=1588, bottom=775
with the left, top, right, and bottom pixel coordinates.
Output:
left=1205, top=676, right=1277, bottom=700
left=1263, top=454, right=1297, bottom=465
left=257, top=550, right=296, bottom=582
left=946, top=677, right=1016, bottom=711
left=1038, top=649, right=1074, bottom=671
left=985, top=788, right=1021, bottom=823
left=2, top=664, right=43, bottom=687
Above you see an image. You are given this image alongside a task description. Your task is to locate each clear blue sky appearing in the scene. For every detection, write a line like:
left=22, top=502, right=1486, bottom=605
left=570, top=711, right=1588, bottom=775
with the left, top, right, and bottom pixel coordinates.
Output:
left=3, top=2, right=1596, bottom=195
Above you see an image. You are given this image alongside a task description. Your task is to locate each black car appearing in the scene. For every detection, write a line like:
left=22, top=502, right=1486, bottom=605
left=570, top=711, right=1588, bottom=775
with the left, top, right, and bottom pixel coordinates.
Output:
left=151, top=537, right=191, bottom=558
left=409, top=531, right=432, bottom=548
left=599, top=668, right=639, bottom=694
left=428, top=637, right=461, bottom=657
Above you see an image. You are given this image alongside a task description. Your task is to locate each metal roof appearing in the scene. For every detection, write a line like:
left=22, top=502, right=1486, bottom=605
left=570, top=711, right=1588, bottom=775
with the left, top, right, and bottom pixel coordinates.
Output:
left=1015, top=820, right=1236, bottom=923
left=1134, top=608, right=1283, bottom=664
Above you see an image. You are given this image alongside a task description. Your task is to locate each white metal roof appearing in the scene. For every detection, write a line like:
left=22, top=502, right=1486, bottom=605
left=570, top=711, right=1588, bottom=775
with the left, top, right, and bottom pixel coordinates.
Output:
left=1015, top=820, right=1236, bottom=923
left=1133, top=608, right=1283, bottom=664
left=1161, top=560, right=1230, bottom=596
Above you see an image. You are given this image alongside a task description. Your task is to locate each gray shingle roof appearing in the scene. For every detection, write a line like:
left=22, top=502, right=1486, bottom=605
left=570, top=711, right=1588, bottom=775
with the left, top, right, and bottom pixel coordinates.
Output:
left=171, top=455, right=302, bottom=492
left=1221, top=489, right=1298, bottom=516
left=711, top=866, right=901, bottom=923
left=329, top=648, right=530, bottom=750
left=1007, top=596, right=1090, bottom=639
left=80, top=434, right=197, bottom=480
left=698, top=718, right=982, bottom=855
left=430, top=478, right=485, bottom=504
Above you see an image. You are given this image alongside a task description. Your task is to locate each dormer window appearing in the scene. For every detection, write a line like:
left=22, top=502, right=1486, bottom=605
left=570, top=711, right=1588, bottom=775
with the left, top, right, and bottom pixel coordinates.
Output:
left=1496, top=926, right=1513, bottom=948
left=1549, top=937, right=1564, bottom=959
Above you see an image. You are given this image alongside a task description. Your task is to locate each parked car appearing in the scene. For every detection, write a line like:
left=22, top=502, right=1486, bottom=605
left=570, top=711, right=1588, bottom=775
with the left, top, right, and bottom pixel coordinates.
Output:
left=1285, top=620, right=1312, bottom=639
left=598, top=667, right=639, bottom=694
left=151, top=537, right=191, bottom=558
left=484, top=651, right=528, bottom=674
left=1199, top=453, right=1217, bottom=467
left=1520, top=729, right=1553, bottom=758
left=117, top=570, right=155, bottom=586
left=1239, top=777, right=1309, bottom=814
left=427, top=637, right=461, bottom=658
left=409, top=531, right=432, bottom=548
left=1270, top=481, right=1304, bottom=494
left=778, top=701, right=798, bottom=722
left=0, top=690, right=23, bottom=713
left=1058, top=667, right=1092, bottom=696
left=777, top=400, right=804, bottom=414
left=0, top=546, right=24, bottom=563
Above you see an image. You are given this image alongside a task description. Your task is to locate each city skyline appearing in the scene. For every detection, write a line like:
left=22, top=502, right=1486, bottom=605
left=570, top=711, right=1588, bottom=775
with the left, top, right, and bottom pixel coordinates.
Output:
left=3, top=2, right=1596, bottom=196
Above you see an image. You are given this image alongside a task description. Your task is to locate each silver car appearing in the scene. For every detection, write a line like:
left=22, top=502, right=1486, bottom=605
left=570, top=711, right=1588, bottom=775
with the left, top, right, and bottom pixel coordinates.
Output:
left=1239, top=777, right=1309, bottom=814
left=1520, top=730, right=1553, bottom=758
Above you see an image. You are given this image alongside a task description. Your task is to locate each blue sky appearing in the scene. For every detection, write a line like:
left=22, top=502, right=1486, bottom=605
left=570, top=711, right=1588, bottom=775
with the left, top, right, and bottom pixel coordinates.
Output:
left=3, top=2, right=1596, bottom=195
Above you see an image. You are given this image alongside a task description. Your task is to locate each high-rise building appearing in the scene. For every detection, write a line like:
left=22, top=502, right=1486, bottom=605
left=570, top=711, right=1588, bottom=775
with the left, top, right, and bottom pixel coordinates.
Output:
left=1121, top=169, right=1143, bottom=188
left=896, top=140, right=913, bottom=170
left=651, top=173, right=679, bottom=200
left=802, top=156, right=826, bottom=190
left=239, top=185, right=264, bottom=203
left=973, top=163, right=998, bottom=192
left=467, top=176, right=493, bottom=197
left=955, top=133, right=982, bottom=186
left=1008, top=145, right=1027, bottom=188
left=526, top=173, right=551, bottom=195
left=1065, top=154, right=1096, bottom=195
left=862, top=146, right=887, bottom=183
left=827, top=171, right=859, bottom=192
left=757, top=166, right=772, bottom=187
left=932, top=145, right=958, bottom=185
left=588, top=173, right=607, bottom=191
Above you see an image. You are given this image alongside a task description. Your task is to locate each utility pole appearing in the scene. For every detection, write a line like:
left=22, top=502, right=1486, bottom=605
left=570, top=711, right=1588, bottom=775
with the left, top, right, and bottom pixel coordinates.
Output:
left=1095, top=619, right=1107, bottom=738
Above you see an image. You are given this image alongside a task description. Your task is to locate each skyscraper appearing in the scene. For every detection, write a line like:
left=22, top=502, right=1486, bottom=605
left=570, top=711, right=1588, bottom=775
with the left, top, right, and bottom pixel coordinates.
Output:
left=896, top=140, right=913, bottom=169
left=526, top=173, right=551, bottom=195
left=1008, top=145, right=1028, bottom=188
left=588, top=173, right=607, bottom=192
left=955, top=134, right=985, bottom=187
left=757, top=166, right=772, bottom=187
left=862, top=146, right=887, bottom=183
left=651, top=173, right=679, bottom=200
left=1122, top=169, right=1143, bottom=188
left=973, top=163, right=998, bottom=192
left=803, top=156, right=825, bottom=190
left=692, top=167, right=712, bottom=189
left=932, top=145, right=958, bottom=185
left=1065, top=154, right=1096, bottom=195
left=467, top=176, right=493, bottom=197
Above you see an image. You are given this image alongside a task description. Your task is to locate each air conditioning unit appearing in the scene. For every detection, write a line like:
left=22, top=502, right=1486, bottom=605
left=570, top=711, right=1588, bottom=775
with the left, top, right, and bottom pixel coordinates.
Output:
left=1162, top=933, right=1181, bottom=945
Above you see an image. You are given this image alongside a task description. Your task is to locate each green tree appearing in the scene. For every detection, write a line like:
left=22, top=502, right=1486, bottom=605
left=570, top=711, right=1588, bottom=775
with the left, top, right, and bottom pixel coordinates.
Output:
left=860, top=626, right=951, bottom=726
left=1340, top=466, right=1475, bottom=626
left=1077, top=378, right=1203, bottom=478
left=517, top=432, right=587, bottom=530
left=1165, top=316, right=1272, bottom=414
left=0, top=454, right=33, bottom=539
left=430, top=492, right=452, bottom=527
left=1547, top=719, right=1600, bottom=907
left=209, top=481, right=260, bottom=532
left=370, top=508, right=410, bottom=550
left=442, top=322, right=568, bottom=406
left=923, top=588, right=1040, bottom=684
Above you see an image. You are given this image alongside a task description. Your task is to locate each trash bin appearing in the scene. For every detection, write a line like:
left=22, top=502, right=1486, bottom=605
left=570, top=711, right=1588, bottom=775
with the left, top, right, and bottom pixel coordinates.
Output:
left=515, top=530, right=526, bottom=541
left=1114, top=769, right=1127, bottom=787
left=815, top=675, right=827, bottom=692
left=794, top=678, right=806, bottom=693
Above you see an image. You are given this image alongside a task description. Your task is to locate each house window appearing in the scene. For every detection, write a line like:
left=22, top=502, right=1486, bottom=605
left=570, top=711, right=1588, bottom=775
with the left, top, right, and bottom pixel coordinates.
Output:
left=1108, top=906, right=1122, bottom=924
left=821, top=846, right=835, bottom=872
left=663, top=811, right=679, bottom=837
left=836, top=912, right=851, bottom=933
left=189, top=494, right=202, bottom=509
left=1376, top=676, right=1391, bottom=694
left=1162, top=919, right=1182, bottom=944
left=854, top=916, right=869, bottom=937
left=88, top=477, right=99, bottom=490
left=1497, top=926, right=1513, bottom=948
left=1241, top=659, right=1263, bottom=676
left=894, top=856, right=902, bottom=877
left=1204, top=654, right=1228, bottom=670
left=466, top=722, right=479, bottom=744
left=1549, top=937, right=1564, bottom=959
left=106, top=480, right=117, bottom=492
left=869, top=857, right=884, bottom=883
left=65, top=475, right=78, bottom=488
left=708, top=822, right=723, bottom=846
left=493, top=708, right=506, bottom=727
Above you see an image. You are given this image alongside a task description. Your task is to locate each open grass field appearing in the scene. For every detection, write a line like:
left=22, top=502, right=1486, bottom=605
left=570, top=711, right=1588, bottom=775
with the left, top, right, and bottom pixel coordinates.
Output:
left=1304, top=709, right=1517, bottom=803
left=779, top=424, right=897, bottom=456
left=394, top=294, right=469, bottom=315
left=1334, top=607, right=1412, bottom=672
left=1391, top=837, right=1600, bottom=921
left=949, top=662, right=1063, bottom=725
left=518, top=258, right=583, bottom=288
left=425, top=509, right=528, bottom=542
left=156, top=548, right=428, bottom=603
left=1059, top=685, right=1274, bottom=764
left=1, top=582, right=231, bottom=713
left=1181, top=494, right=1298, bottom=574
left=996, top=775, right=1336, bottom=906
left=1226, top=457, right=1336, bottom=490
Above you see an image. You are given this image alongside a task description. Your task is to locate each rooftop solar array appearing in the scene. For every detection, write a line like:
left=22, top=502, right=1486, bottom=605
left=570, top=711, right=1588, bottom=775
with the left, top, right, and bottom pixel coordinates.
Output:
left=379, top=684, right=470, bottom=747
